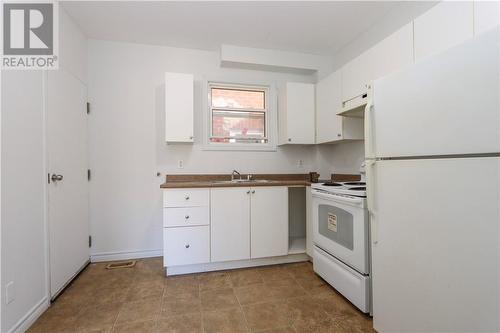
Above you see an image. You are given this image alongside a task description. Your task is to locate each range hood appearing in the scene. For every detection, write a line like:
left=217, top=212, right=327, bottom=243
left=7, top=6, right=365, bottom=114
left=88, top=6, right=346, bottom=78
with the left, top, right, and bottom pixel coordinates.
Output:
left=337, top=93, right=368, bottom=118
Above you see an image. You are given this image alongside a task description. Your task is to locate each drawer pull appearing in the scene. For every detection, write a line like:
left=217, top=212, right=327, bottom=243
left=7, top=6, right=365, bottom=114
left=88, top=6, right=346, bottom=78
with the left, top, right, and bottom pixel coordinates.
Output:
left=185, top=215, right=190, bottom=219
left=185, top=244, right=190, bottom=249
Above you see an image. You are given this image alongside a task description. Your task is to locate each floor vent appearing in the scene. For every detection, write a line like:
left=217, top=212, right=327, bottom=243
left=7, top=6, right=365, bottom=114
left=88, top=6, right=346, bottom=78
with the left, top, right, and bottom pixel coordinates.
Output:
left=105, top=260, right=136, bottom=270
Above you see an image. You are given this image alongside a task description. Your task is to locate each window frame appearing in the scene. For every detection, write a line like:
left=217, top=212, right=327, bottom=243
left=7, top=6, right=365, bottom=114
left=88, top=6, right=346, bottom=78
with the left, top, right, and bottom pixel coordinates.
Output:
left=203, top=81, right=277, bottom=151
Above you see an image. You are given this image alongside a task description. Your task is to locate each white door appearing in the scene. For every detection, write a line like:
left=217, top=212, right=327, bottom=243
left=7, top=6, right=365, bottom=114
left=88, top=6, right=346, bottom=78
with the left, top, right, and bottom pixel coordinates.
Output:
left=47, top=69, right=89, bottom=298
left=211, top=187, right=250, bottom=262
left=370, top=28, right=500, bottom=158
left=370, top=158, right=500, bottom=332
left=250, top=187, right=288, bottom=259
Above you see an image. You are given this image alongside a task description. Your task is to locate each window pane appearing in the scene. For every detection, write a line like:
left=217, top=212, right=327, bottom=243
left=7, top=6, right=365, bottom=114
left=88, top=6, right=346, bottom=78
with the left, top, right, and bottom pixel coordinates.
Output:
left=211, top=110, right=265, bottom=141
left=211, top=88, right=265, bottom=110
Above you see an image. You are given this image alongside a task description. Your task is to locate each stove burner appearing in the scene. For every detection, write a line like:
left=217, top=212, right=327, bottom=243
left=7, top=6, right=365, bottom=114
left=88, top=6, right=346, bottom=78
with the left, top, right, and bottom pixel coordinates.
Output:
left=349, top=187, right=366, bottom=191
left=343, top=182, right=366, bottom=186
left=323, top=181, right=342, bottom=186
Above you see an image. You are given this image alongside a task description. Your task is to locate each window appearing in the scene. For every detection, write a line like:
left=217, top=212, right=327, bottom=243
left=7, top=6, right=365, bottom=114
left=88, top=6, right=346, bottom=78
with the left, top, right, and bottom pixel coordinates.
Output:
left=208, top=83, right=269, bottom=145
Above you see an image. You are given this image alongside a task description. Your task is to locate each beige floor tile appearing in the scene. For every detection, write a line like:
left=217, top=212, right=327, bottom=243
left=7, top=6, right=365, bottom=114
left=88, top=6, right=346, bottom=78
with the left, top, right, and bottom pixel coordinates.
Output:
left=234, top=283, right=276, bottom=305
left=111, top=320, right=157, bottom=333
left=164, top=275, right=199, bottom=295
left=201, top=287, right=239, bottom=311
left=202, top=307, right=249, bottom=333
left=74, top=303, right=122, bottom=332
left=198, top=271, right=233, bottom=291
left=126, top=279, right=164, bottom=302
left=157, top=312, right=203, bottom=333
left=28, top=259, right=373, bottom=333
left=265, top=279, right=308, bottom=300
left=161, top=294, right=202, bottom=317
left=229, top=268, right=264, bottom=287
left=115, top=299, right=161, bottom=325
left=242, top=301, right=293, bottom=331
left=258, top=327, right=296, bottom=333
left=257, top=265, right=293, bottom=281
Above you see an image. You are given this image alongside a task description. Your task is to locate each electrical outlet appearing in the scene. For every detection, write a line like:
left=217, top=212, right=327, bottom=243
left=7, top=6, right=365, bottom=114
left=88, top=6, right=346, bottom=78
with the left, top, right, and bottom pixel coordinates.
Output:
left=5, top=281, right=14, bottom=305
left=297, top=160, right=304, bottom=168
left=178, top=160, right=184, bottom=169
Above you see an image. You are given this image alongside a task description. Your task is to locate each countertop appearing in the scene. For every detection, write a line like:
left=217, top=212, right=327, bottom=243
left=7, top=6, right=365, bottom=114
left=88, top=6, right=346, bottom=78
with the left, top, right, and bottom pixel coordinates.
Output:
left=160, top=174, right=313, bottom=189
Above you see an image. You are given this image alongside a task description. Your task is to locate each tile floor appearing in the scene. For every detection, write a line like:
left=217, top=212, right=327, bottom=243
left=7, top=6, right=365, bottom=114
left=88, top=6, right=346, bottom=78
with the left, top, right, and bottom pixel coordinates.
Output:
left=28, top=258, right=374, bottom=333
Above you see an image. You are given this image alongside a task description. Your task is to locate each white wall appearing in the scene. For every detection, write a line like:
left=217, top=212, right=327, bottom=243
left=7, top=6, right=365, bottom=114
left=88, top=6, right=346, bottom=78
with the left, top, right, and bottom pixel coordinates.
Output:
left=87, top=39, right=328, bottom=260
left=1, top=71, right=47, bottom=333
left=316, top=141, right=365, bottom=177
left=0, top=7, right=87, bottom=332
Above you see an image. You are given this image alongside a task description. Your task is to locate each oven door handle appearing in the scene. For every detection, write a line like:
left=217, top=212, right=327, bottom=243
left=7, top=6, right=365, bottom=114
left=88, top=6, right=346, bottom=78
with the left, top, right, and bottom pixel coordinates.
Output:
left=312, top=191, right=363, bottom=204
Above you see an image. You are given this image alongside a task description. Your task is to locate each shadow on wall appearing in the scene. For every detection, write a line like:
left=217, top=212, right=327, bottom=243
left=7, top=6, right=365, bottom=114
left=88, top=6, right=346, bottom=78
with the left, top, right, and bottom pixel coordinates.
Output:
left=317, top=140, right=365, bottom=176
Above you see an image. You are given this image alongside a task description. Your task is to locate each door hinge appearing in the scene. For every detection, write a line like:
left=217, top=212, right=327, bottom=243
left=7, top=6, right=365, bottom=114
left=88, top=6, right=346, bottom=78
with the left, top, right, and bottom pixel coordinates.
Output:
left=89, top=236, right=92, bottom=248
left=87, top=169, right=91, bottom=181
left=86, top=102, right=90, bottom=114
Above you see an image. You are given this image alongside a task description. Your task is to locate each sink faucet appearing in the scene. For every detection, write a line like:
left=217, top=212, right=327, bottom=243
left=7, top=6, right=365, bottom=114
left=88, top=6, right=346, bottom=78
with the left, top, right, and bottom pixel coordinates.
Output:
left=231, top=170, right=241, bottom=181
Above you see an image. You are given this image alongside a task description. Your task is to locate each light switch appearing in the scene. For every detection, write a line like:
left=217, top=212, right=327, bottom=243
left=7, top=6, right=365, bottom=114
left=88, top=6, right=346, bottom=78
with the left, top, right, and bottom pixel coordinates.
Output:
left=5, top=281, right=15, bottom=304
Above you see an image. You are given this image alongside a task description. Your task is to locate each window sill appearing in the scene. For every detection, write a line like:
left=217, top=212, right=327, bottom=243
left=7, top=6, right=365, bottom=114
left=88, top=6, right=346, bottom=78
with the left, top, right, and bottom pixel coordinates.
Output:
left=201, top=143, right=277, bottom=152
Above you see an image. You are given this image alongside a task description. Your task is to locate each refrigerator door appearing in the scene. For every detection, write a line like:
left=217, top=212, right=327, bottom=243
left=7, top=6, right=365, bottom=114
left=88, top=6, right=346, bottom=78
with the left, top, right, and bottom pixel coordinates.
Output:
left=370, top=157, right=500, bottom=332
left=369, top=27, right=500, bottom=158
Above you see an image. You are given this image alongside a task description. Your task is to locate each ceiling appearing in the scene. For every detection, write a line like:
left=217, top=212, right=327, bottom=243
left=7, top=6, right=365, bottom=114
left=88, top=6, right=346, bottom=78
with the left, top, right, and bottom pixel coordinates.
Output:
left=62, top=1, right=432, bottom=57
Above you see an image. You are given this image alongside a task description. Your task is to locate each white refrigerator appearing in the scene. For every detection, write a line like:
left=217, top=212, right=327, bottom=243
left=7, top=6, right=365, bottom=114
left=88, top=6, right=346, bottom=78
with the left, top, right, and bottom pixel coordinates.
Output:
left=366, top=27, right=500, bottom=332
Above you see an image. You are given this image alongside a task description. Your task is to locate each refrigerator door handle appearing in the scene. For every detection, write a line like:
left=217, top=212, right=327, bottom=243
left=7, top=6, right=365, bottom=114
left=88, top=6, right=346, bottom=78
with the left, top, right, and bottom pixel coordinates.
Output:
left=364, top=84, right=375, bottom=159
left=366, top=159, right=378, bottom=245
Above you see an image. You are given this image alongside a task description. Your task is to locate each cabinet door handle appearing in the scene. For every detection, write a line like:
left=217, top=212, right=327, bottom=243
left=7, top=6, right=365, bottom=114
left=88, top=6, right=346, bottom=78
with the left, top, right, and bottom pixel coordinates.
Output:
left=288, top=138, right=292, bottom=142
left=246, top=190, right=250, bottom=194
left=185, top=244, right=190, bottom=248
left=251, top=190, right=255, bottom=194
left=185, top=195, right=190, bottom=200
left=337, top=133, right=341, bottom=137
left=185, top=215, right=190, bottom=219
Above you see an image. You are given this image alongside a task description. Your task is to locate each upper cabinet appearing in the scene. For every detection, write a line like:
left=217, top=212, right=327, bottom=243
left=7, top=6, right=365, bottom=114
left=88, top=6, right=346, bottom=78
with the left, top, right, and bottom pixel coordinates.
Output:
left=340, top=23, right=414, bottom=115
left=474, top=1, right=500, bottom=35
left=165, top=72, right=194, bottom=143
left=367, top=23, right=414, bottom=84
left=414, top=1, right=473, bottom=62
left=279, top=82, right=315, bottom=145
left=316, top=70, right=363, bottom=143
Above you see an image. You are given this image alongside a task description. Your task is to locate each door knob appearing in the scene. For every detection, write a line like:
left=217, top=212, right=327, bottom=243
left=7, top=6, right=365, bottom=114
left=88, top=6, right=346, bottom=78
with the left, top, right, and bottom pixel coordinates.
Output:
left=51, top=174, right=63, bottom=182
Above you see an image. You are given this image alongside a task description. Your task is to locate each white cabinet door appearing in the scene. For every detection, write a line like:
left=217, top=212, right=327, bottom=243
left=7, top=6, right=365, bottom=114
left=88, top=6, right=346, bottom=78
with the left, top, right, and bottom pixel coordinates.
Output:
left=368, top=23, right=414, bottom=81
left=316, top=71, right=363, bottom=143
left=250, top=187, right=288, bottom=259
left=165, top=72, right=194, bottom=143
left=316, top=71, right=343, bottom=143
left=474, top=1, right=500, bottom=35
left=341, top=52, right=371, bottom=103
left=211, top=187, right=251, bottom=262
left=280, top=82, right=315, bottom=144
left=164, top=226, right=210, bottom=266
left=414, top=1, right=473, bottom=62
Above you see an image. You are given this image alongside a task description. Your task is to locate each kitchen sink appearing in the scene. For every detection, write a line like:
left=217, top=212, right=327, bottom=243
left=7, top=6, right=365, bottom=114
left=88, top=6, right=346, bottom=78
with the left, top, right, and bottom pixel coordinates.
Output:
left=212, top=179, right=272, bottom=184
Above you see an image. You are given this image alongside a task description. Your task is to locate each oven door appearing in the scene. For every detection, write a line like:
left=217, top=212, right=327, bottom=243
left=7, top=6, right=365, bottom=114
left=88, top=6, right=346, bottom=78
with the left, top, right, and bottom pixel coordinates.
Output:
left=312, top=190, right=369, bottom=274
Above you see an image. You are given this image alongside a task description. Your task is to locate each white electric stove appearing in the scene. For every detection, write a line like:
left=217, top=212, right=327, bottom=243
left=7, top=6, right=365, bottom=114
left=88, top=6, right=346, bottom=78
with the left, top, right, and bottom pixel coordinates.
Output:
left=311, top=179, right=371, bottom=313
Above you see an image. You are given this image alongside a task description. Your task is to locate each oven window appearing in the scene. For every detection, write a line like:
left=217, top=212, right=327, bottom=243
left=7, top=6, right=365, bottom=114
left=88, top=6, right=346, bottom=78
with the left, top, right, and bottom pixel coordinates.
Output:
left=318, top=204, right=354, bottom=250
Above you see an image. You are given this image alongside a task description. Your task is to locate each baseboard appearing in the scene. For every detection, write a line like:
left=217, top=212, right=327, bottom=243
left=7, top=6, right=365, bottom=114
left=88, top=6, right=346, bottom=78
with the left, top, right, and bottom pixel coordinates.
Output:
left=166, top=253, right=309, bottom=276
left=90, top=249, right=162, bottom=262
left=8, top=296, right=49, bottom=333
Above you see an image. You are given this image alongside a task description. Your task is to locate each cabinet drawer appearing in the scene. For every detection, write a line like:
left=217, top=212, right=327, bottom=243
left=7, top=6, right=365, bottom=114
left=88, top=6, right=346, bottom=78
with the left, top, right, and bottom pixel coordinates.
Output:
left=163, top=207, right=209, bottom=227
left=163, top=226, right=210, bottom=266
left=163, top=188, right=209, bottom=207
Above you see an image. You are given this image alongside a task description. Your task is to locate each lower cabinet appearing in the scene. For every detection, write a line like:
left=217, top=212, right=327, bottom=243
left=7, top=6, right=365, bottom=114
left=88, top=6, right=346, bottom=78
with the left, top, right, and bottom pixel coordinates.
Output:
left=211, top=187, right=251, bottom=262
left=211, top=186, right=289, bottom=262
left=250, top=187, right=288, bottom=258
left=163, top=186, right=291, bottom=269
left=163, top=226, right=210, bottom=266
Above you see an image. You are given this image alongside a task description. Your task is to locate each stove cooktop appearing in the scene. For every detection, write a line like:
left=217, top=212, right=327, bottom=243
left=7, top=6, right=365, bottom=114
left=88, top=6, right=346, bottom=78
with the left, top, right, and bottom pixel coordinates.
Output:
left=311, top=181, right=367, bottom=198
